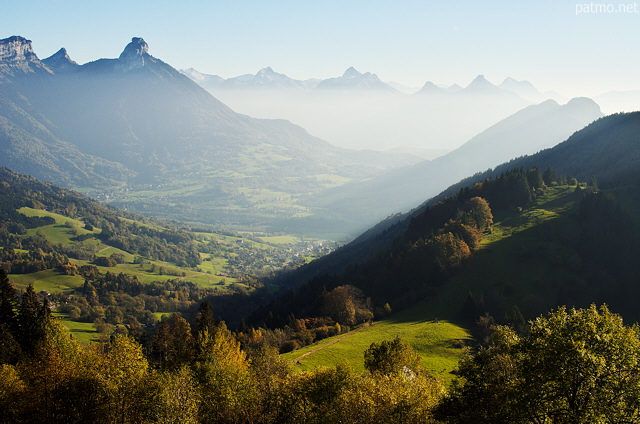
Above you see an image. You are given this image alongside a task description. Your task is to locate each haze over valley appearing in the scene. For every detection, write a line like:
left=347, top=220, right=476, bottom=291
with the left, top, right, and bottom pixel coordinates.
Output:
left=0, top=35, right=609, bottom=237
left=4, top=2, right=640, bottom=422
left=181, top=66, right=563, bottom=153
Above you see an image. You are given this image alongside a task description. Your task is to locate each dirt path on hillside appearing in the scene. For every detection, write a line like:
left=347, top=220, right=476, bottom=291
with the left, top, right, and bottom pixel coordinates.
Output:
left=293, top=322, right=372, bottom=363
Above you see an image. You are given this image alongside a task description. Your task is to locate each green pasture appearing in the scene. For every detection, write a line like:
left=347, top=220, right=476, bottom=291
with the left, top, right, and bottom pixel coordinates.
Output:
left=8, top=270, right=84, bottom=293
left=283, top=301, right=470, bottom=380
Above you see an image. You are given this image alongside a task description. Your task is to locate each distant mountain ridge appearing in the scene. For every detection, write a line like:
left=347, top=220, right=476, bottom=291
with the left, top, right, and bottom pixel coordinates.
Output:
left=181, top=67, right=555, bottom=152
left=181, top=66, right=553, bottom=100
left=0, top=35, right=408, bottom=235
left=180, top=65, right=396, bottom=93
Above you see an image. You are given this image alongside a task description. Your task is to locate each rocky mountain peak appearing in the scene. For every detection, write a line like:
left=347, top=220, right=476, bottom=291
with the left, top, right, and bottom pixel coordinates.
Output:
left=120, top=37, right=149, bottom=57
left=42, top=48, right=79, bottom=73
left=116, top=37, right=150, bottom=72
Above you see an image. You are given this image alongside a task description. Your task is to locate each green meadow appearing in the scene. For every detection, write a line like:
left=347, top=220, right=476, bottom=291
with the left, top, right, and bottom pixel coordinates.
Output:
left=283, top=304, right=470, bottom=380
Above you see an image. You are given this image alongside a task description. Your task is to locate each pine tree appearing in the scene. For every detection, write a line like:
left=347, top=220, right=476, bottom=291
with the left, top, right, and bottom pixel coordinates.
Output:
left=542, top=166, right=556, bottom=186
left=527, top=166, right=544, bottom=189
left=0, top=270, right=18, bottom=328
left=194, top=300, right=216, bottom=336
left=17, top=284, right=48, bottom=355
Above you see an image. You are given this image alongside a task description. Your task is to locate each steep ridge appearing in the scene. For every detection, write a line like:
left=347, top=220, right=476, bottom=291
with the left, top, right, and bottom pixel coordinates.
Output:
left=312, top=97, right=603, bottom=227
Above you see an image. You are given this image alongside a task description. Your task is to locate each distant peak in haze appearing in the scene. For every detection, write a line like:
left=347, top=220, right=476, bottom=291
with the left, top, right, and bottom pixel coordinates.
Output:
left=466, top=74, right=493, bottom=89
left=42, top=47, right=79, bottom=73
left=462, top=74, right=523, bottom=98
left=500, top=77, right=537, bottom=90
left=418, top=81, right=444, bottom=94
left=248, top=66, right=307, bottom=88
left=257, top=66, right=275, bottom=75
left=565, top=96, right=602, bottom=114
left=343, top=66, right=362, bottom=78
left=254, top=66, right=288, bottom=80
left=181, top=67, right=207, bottom=81
left=499, top=77, right=544, bottom=101
left=116, top=37, right=150, bottom=72
left=317, top=67, right=395, bottom=92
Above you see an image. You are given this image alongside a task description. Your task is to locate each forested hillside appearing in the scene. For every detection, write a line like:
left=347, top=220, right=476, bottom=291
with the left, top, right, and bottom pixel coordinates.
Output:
left=0, top=167, right=334, bottom=339
left=251, top=167, right=547, bottom=328
left=249, top=112, right=640, bottom=357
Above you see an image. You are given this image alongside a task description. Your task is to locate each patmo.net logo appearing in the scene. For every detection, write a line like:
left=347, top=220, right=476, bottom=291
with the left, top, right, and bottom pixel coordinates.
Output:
left=576, top=2, right=639, bottom=14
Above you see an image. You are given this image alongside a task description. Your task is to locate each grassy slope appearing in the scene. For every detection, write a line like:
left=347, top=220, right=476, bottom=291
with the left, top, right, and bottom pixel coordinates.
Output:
left=282, top=185, right=580, bottom=378
left=421, top=184, right=581, bottom=320
left=12, top=207, right=267, bottom=291
left=53, top=313, right=100, bottom=345
left=283, top=309, right=470, bottom=380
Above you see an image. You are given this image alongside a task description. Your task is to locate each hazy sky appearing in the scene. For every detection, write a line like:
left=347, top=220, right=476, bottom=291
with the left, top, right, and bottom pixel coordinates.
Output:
left=3, top=0, right=639, bottom=97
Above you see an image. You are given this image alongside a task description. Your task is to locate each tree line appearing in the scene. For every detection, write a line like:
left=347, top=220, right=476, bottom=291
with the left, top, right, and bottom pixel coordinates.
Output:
left=3, top=270, right=640, bottom=423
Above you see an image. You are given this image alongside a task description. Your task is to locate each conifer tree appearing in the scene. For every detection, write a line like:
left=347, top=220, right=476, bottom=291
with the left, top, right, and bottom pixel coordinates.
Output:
left=17, top=284, right=48, bottom=356
left=194, top=300, right=216, bottom=336
left=0, top=269, right=18, bottom=328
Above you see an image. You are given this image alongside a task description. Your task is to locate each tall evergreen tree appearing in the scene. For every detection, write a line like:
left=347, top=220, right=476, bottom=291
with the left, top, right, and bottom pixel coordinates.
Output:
left=17, top=284, right=48, bottom=355
left=194, top=300, right=216, bottom=336
left=0, top=270, right=18, bottom=328
left=527, top=166, right=544, bottom=189
left=542, top=166, right=556, bottom=186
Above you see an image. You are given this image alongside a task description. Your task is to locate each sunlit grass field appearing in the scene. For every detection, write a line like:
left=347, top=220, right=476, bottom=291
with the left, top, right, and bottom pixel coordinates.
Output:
left=282, top=304, right=470, bottom=381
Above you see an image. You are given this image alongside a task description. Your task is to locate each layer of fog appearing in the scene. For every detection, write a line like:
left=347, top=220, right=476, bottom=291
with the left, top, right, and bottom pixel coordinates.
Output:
left=194, top=88, right=535, bottom=155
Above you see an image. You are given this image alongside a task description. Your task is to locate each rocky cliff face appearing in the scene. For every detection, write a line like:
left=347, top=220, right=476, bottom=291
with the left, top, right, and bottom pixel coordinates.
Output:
left=0, top=36, right=51, bottom=76
left=0, top=36, right=39, bottom=61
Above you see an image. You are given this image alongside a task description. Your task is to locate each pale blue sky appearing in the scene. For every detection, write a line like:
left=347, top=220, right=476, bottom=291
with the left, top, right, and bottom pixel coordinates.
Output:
left=3, top=0, right=639, bottom=96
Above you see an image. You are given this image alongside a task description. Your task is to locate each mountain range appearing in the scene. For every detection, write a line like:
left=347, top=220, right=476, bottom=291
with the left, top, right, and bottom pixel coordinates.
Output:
left=0, top=35, right=606, bottom=238
left=181, top=67, right=561, bottom=152
left=182, top=66, right=558, bottom=100
left=0, top=36, right=420, bottom=235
